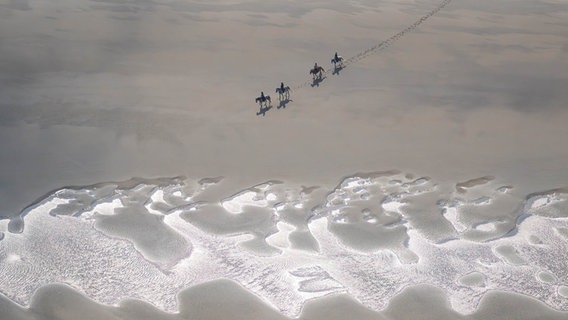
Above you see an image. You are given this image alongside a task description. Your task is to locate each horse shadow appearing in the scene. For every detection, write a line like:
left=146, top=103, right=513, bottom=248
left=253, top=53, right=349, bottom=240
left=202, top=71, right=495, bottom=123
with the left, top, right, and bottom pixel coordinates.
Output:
left=278, top=99, right=292, bottom=109
left=311, top=76, right=326, bottom=87
left=332, top=65, right=344, bottom=75
left=256, top=104, right=272, bottom=116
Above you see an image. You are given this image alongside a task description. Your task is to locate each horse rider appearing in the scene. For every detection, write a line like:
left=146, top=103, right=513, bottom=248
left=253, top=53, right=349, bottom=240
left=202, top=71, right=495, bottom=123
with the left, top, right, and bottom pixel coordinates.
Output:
left=313, top=62, right=318, bottom=70
left=260, top=91, right=265, bottom=100
left=280, top=82, right=285, bottom=92
left=334, top=52, right=339, bottom=61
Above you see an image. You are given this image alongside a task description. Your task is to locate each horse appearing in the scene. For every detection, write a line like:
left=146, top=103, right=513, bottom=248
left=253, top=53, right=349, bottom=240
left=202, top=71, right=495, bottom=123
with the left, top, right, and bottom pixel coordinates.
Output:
left=255, top=94, right=271, bottom=107
left=310, top=66, right=325, bottom=80
left=331, top=55, right=344, bottom=68
left=275, top=86, right=291, bottom=100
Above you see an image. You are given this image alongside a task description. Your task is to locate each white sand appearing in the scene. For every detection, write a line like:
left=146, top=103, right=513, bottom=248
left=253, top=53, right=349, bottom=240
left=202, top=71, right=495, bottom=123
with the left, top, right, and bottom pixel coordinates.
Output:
left=1, top=0, right=568, bottom=319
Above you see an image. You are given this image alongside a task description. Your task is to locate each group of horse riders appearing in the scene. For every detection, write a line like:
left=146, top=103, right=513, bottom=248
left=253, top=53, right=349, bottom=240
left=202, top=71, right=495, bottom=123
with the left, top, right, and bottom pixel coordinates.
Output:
left=256, top=52, right=344, bottom=108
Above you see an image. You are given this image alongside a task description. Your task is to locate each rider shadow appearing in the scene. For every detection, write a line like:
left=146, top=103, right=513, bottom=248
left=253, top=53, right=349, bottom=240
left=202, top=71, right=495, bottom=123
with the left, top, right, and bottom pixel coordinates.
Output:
left=332, top=65, right=344, bottom=75
left=311, top=76, right=326, bottom=87
left=256, top=105, right=272, bottom=116
left=277, top=99, right=292, bottom=109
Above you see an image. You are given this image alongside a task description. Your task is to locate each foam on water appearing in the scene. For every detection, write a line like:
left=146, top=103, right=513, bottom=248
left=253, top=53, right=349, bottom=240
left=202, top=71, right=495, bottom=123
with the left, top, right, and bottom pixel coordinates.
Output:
left=0, top=172, right=567, bottom=317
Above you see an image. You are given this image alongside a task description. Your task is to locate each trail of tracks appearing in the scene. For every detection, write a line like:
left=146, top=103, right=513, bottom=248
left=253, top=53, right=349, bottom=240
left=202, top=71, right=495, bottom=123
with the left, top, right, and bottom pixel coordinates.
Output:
left=291, top=0, right=453, bottom=90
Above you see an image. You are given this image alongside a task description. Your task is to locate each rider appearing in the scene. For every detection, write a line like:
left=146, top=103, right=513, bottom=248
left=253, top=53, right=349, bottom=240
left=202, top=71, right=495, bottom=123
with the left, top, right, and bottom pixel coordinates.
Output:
left=334, top=52, right=339, bottom=61
left=314, top=62, right=318, bottom=70
left=280, top=82, right=285, bottom=91
left=261, top=91, right=265, bottom=100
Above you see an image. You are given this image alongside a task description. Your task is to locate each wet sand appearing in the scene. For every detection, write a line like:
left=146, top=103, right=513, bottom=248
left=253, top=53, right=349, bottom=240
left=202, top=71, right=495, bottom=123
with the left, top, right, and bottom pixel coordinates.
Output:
left=2, top=281, right=568, bottom=320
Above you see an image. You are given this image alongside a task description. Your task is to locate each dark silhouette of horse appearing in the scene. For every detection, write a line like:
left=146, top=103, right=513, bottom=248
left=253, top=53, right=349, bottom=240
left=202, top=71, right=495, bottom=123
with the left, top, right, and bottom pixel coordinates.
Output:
left=332, top=65, right=344, bottom=75
left=255, top=93, right=271, bottom=108
left=277, top=98, right=292, bottom=109
left=331, top=55, right=344, bottom=68
left=255, top=92, right=272, bottom=116
left=310, top=66, right=325, bottom=80
left=275, top=86, right=291, bottom=101
left=256, top=104, right=271, bottom=116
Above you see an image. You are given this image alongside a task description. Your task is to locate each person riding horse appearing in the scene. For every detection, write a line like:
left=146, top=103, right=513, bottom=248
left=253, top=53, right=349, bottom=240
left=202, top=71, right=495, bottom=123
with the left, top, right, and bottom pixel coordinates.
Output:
left=276, top=82, right=291, bottom=101
left=310, top=62, right=325, bottom=80
left=256, top=91, right=271, bottom=106
left=332, top=52, right=343, bottom=65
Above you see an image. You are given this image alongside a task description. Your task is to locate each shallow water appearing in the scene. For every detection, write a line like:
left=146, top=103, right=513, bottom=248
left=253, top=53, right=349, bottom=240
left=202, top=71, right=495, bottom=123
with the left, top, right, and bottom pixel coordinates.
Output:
left=1, top=173, right=568, bottom=318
